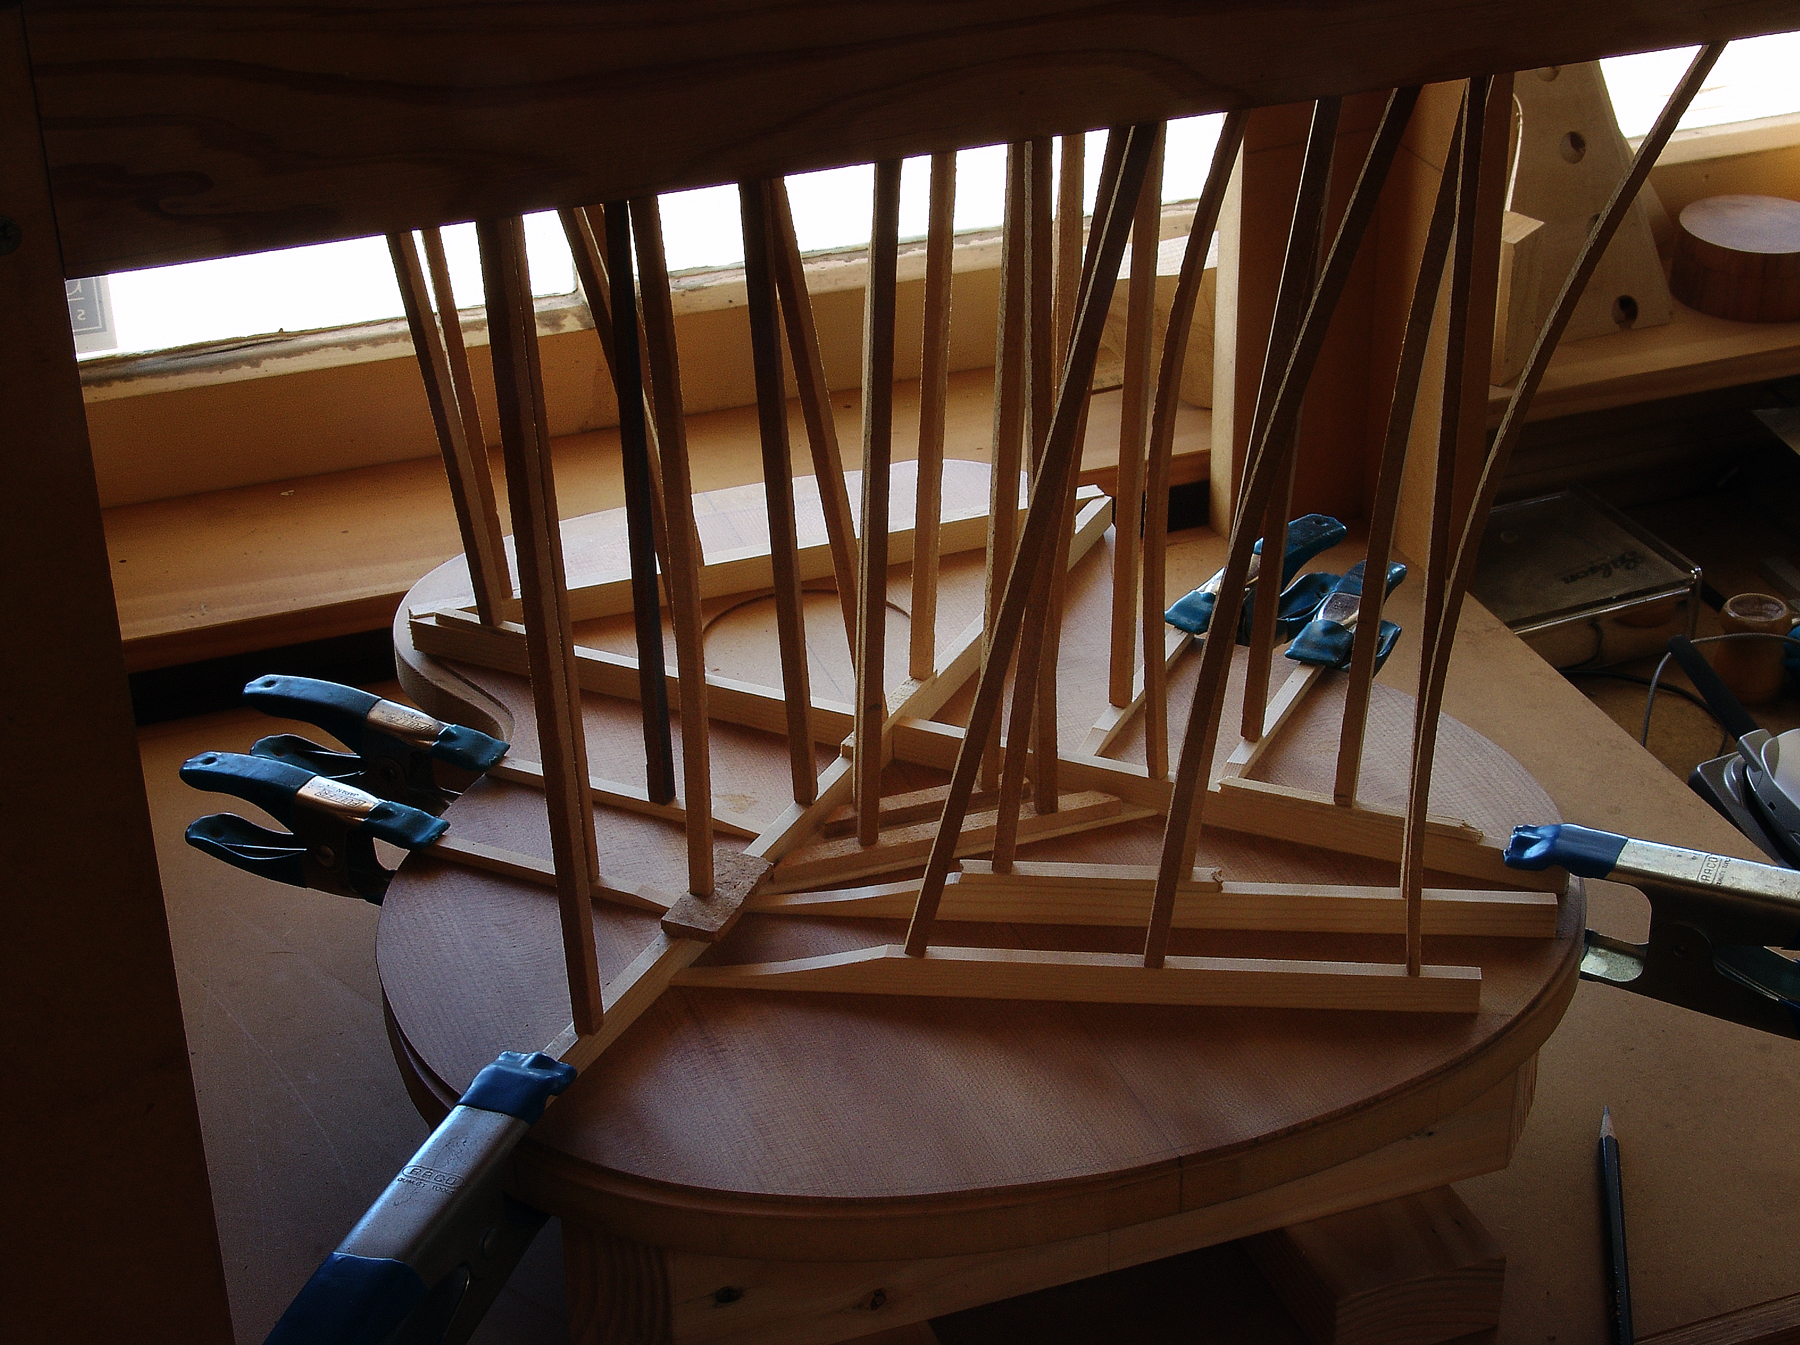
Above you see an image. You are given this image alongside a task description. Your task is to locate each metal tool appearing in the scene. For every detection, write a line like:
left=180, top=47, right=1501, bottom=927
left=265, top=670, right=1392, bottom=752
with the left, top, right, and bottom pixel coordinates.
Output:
left=1505, top=822, right=1800, bottom=1037
left=1163, top=513, right=1348, bottom=637
left=182, top=751, right=447, bottom=903
left=1663, top=637, right=1800, bottom=868
left=263, top=1051, right=576, bottom=1345
left=243, top=675, right=508, bottom=816
left=1286, top=559, right=1408, bottom=670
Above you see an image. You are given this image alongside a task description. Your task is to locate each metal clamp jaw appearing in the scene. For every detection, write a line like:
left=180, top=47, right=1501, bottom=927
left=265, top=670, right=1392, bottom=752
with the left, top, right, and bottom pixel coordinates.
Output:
left=1507, top=823, right=1800, bottom=1038
left=264, top=1052, right=576, bottom=1345
left=243, top=675, right=508, bottom=815
left=182, top=751, right=447, bottom=903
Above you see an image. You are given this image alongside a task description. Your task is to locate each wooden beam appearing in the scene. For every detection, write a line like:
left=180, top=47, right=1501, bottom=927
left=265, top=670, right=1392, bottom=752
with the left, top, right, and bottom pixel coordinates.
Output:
left=755, top=865, right=1557, bottom=937
left=855, top=160, right=902, bottom=845
left=389, top=229, right=511, bottom=625
left=632, top=194, right=717, bottom=895
left=1399, top=49, right=1720, bottom=973
left=910, top=151, right=956, bottom=681
left=1108, top=125, right=1163, bottom=708
left=769, top=178, right=860, bottom=645
left=676, top=944, right=1482, bottom=1012
left=1145, top=87, right=1421, bottom=969
left=904, top=124, right=1157, bottom=956
left=1238, top=98, right=1339, bottom=746
left=599, top=201, right=678, bottom=804
left=740, top=179, right=818, bottom=805
left=477, top=214, right=604, bottom=1034
left=487, top=756, right=756, bottom=839
left=1334, top=106, right=1462, bottom=805
left=1141, top=112, right=1247, bottom=780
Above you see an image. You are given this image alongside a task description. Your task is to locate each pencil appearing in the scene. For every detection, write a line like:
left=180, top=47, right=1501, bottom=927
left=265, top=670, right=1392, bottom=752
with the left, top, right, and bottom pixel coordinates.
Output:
left=1599, top=1106, right=1633, bottom=1345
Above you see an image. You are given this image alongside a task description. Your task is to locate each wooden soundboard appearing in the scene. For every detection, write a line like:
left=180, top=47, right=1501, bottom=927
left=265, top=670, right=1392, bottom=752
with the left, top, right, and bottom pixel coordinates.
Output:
left=384, top=475, right=1580, bottom=1277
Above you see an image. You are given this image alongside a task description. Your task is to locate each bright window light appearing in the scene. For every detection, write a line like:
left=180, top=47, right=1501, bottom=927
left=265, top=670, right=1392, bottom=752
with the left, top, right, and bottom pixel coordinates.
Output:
left=73, top=31, right=1800, bottom=361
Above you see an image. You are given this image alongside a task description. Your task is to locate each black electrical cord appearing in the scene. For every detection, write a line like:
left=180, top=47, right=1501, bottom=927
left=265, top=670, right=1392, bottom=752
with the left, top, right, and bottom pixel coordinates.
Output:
left=1643, top=632, right=1800, bottom=747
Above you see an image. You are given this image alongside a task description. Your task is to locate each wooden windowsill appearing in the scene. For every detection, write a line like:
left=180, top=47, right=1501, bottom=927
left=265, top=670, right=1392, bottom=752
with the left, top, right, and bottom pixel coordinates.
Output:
left=105, top=369, right=1213, bottom=672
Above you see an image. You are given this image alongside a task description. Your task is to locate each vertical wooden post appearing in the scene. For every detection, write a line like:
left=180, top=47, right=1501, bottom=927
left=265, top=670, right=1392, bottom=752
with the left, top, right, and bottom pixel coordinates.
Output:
left=1396, top=48, right=1717, bottom=973
left=1238, top=99, right=1340, bottom=744
left=741, top=181, right=819, bottom=806
left=562, top=203, right=675, bottom=591
left=1333, top=107, right=1463, bottom=806
left=0, top=10, right=235, bottom=1332
left=600, top=203, right=678, bottom=805
left=1028, top=135, right=1071, bottom=812
left=855, top=161, right=903, bottom=845
left=1143, top=115, right=1247, bottom=780
left=906, top=124, right=1155, bottom=956
left=911, top=152, right=956, bottom=681
left=981, top=143, right=1029, bottom=789
left=632, top=197, right=715, bottom=899
left=770, top=180, right=861, bottom=647
left=477, top=216, right=605, bottom=1035
left=390, top=229, right=511, bottom=625
left=1108, top=125, right=1164, bottom=709
left=1143, top=89, right=1420, bottom=969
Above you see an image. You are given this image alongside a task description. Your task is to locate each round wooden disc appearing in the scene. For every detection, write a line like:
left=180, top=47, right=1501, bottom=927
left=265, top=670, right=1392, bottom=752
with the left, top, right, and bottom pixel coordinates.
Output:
left=382, top=501, right=1580, bottom=1263
left=1671, top=194, right=1800, bottom=323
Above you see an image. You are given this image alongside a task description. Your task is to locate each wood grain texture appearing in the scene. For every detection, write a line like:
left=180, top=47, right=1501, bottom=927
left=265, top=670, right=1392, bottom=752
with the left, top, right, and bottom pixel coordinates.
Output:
left=0, top=11, right=235, bottom=1337
left=1245, top=1186, right=1504, bottom=1345
left=1641, top=1292, right=1800, bottom=1345
left=1671, top=194, right=1800, bottom=323
left=30, top=2, right=1798, bottom=276
left=660, top=848, right=770, bottom=943
left=385, top=508, right=1580, bottom=1267
left=478, top=214, right=604, bottom=1033
left=909, top=152, right=955, bottom=681
left=675, top=944, right=1483, bottom=1014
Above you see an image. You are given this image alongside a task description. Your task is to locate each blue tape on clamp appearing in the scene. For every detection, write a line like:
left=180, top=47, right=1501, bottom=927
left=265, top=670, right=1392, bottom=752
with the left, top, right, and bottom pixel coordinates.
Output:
left=263, top=1252, right=426, bottom=1345
left=1504, top=823, right=1626, bottom=879
left=459, top=1051, right=577, bottom=1125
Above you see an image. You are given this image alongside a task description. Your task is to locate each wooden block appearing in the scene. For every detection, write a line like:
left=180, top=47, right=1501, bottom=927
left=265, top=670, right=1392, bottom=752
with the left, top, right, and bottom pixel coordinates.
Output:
left=661, top=847, right=772, bottom=942
left=1243, top=1186, right=1504, bottom=1345
left=1671, top=194, right=1800, bottom=324
left=1491, top=210, right=1547, bottom=385
left=676, top=944, right=1483, bottom=1013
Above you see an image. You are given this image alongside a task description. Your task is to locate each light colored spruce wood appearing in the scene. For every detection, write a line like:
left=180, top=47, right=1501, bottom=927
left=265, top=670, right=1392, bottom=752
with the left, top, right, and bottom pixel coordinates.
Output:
left=660, top=848, right=771, bottom=943
left=677, top=944, right=1482, bottom=1013
left=389, top=229, right=511, bottom=626
left=1027, top=137, right=1065, bottom=813
left=991, top=140, right=1063, bottom=872
left=1142, top=112, right=1248, bottom=779
left=430, top=834, right=675, bottom=913
left=1404, top=76, right=1506, bottom=975
left=910, top=151, right=956, bottom=682
left=1145, top=88, right=1422, bottom=969
left=769, top=178, right=861, bottom=646
left=545, top=933, right=707, bottom=1075
left=632, top=195, right=718, bottom=896
left=770, top=791, right=1146, bottom=893
left=980, top=143, right=1031, bottom=791
left=1217, top=659, right=1328, bottom=782
left=476, top=214, right=605, bottom=1035
left=597, top=202, right=678, bottom=805
left=905, top=125, right=1154, bottom=957
left=821, top=782, right=1001, bottom=840
left=756, top=867, right=1556, bottom=938
left=1238, top=99, right=1340, bottom=746
left=740, top=179, right=819, bottom=806
left=488, top=756, right=756, bottom=839
left=1399, top=47, right=1723, bottom=974
left=1083, top=627, right=1190, bottom=759
left=855, top=161, right=903, bottom=846
left=1055, top=132, right=1086, bottom=362
left=1333, top=108, right=1463, bottom=806
left=1107, top=124, right=1163, bottom=709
